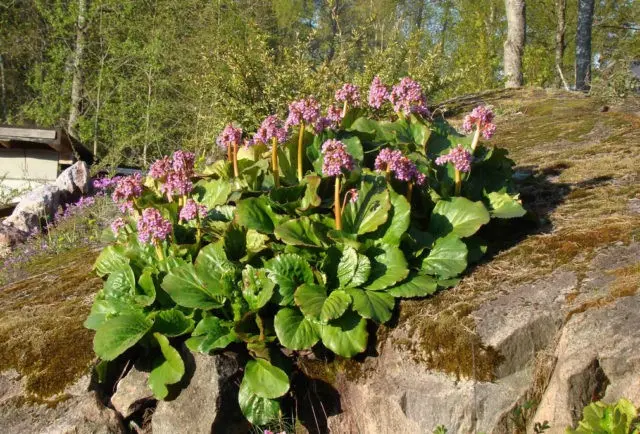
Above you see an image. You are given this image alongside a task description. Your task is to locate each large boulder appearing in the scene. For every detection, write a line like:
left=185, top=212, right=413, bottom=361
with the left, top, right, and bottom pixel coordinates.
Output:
left=2, top=184, right=60, bottom=233
left=151, top=349, right=248, bottom=434
left=55, top=161, right=91, bottom=203
left=110, top=367, right=154, bottom=419
left=0, top=225, right=28, bottom=257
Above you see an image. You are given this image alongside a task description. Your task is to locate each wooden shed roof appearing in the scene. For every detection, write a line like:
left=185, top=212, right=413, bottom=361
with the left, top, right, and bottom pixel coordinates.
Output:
left=0, top=126, right=93, bottom=164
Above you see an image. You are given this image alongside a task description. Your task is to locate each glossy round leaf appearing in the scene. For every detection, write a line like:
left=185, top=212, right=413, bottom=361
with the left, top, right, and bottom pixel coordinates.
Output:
left=421, top=234, right=468, bottom=279
left=386, top=273, right=438, bottom=298
left=148, top=333, right=185, bottom=399
left=94, top=311, right=153, bottom=361
left=238, top=378, right=280, bottom=426
left=319, top=311, right=368, bottom=358
left=428, top=197, right=490, bottom=238
left=274, top=308, right=320, bottom=350
left=243, top=359, right=290, bottom=399
left=346, top=288, right=394, bottom=323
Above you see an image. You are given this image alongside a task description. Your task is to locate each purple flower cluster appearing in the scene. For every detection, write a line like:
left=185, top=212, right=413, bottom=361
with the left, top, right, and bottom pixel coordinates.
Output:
left=389, top=77, right=429, bottom=116
left=375, top=148, right=425, bottom=185
left=368, top=76, right=389, bottom=109
left=285, top=97, right=321, bottom=128
left=137, top=208, right=172, bottom=244
left=435, top=145, right=473, bottom=173
left=93, top=176, right=121, bottom=192
left=314, top=105, right=343, bottom=133
left=111, top=217, right=126, bottom=235
left=335, top=83, right=361, bottom=106
left=462, top=105, right=496, bottom=139
left=112, top=173, right=143, bottom=212
left=321, top=139, right=354, bottom=177
left=179, top=199, right=208, bottom=222
left=254, top=115, right=288, bottom=146
left=149, top=151, right=195, bottom=199
left=216, top=124, right=243, bottom=150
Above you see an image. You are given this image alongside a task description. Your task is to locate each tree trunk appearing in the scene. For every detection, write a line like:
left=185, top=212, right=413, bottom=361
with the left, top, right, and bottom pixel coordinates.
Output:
left=503, top=0, right=526, bottom=88
left=68, top=0, right=88, bottom=137
left=0, top=53, right=6, bottom=123
left=575, top=0, right=595, bottom=90
left=554, top=0, right=566, bottom=88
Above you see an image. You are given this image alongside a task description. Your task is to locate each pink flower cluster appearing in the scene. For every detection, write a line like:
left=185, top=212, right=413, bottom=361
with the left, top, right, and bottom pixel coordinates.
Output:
left=149, top=151, right=195, bottom=199
left=389, top=77, right=429, bottom=116
left=375, top=148, right=425, bottom=185
left=285, top=97, right=321, bottom=128
left=179, top=199, right=208, bottom=222
left=112, top=173, right=143, bottom=212
left=254, top=115, right=288, bottom=146
left=111, top=217, right=126, bottom=235
left=314, top=105, right=343, bottom=134
left=335, top=83, right=361, bottom=106
left=216, top=124, right=243, bottom=150
left=368, top=76, right=389, bottom=109
left=462, top=105, right=496, bottom=139
left=321, top=139, right=354, bottom=177
left=137, top=208, right=172, bottom=244
left=346, top=188, right=359, bottom=203
left=435, top=145, right=473, bottom=173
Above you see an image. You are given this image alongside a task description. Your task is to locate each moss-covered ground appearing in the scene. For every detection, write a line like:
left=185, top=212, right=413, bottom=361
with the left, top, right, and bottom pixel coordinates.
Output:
left=0, top=248, right=101, bottom=401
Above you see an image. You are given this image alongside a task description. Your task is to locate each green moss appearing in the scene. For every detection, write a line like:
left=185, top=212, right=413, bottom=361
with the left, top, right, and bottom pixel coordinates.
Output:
left=0, top=248, right=102, bottom=399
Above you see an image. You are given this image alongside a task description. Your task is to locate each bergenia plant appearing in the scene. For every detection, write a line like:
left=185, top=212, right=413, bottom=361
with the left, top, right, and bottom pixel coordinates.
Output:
left=285, top=97, right=321, bottom=181
left=254, top=115, right=288, bottom=188
left=217, top=124, right=243, bottom=178
left=463, top=105, right=496, bottom=151
left=85, top=77, right=526, bottom=429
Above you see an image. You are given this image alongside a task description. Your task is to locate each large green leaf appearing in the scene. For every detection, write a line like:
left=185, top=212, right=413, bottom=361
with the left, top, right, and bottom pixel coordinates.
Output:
left=341, top=135, right=364, bottom=161
left=346, top=288, right=394, bottom=323
left=337, top=247, right=371, bottom=288
left=274, top=217, right=329, bottom=247
left=243, top=359, right=290, bottom=399
left=148, top=333, right=185, bottom=399
left=94, top=245, right=129, bottom=277
left=195, top=241, right=235, bottom=278
left=294, top=284, right=351, bottom=322
left=238, top=378, right=280, bottom=426
left=422, top=234, right=468, bottom=279
left=153, top=309, right=194, bottom=337
left=274, top=308, right=320, bottom=350
left=381, top=190, right=411, bottom=244
left=195, top=178, right=232, bottom=208
left=94, top=311, right=153, bottom=361
left=185, top=316, right=237, bottom=353
left=409, top=115, right=432, bottom=148
left=136, top=270, right=156, bottom=306
left=486, top=191, right=527, bottom=218
left=428, top=197, right=490, bottom=238
left=84, top=298, right=137, bottom=330
left=298, top=175, right=322, bottom=211
left=103, top=265, right=136, bottom=299
left=235, top=197, right=278, bottom=233
left=342, top=179, right=391, bottom=235
left=241, top=265, right=275, bottom=311
left=386, top=272, right=439, bottom=298
left=161, top=263, right=225, bottom=309
left=265, top=254, right=315, bottom=306
left=365, top=244, right=409, bottom=291
left=319, top=311, right=368, bottom=358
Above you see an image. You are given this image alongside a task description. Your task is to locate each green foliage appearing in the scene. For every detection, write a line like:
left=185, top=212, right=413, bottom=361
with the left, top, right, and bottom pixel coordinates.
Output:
left=85, top=102, right=525, bottom=426
left=566, top=398, right=640, bottom=434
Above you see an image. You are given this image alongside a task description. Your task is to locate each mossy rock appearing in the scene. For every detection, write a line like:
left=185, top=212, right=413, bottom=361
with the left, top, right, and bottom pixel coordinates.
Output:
left=0, top=247, right=102, bottom=401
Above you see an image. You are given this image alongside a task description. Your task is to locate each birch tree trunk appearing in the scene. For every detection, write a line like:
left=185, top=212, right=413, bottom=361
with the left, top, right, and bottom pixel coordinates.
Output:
left=555, top=0, right=566, bottom=88
left=0, top=53, right=6, bottom=123
left=503, top=0, right=526, bottom=88
left=68, top=0, right=88, bottom=138
left=575, top=0, right=595, bottom=90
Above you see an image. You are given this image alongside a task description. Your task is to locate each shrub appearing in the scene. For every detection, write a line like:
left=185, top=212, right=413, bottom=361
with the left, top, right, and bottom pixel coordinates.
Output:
left=85, top=77, right=525, bottom=425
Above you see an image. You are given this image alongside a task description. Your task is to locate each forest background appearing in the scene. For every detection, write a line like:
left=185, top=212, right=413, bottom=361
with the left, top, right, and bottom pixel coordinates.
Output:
left=0, top=0, right=638, bottom=168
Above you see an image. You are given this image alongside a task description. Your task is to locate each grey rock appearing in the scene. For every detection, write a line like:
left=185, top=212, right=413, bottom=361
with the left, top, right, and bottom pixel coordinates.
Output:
left=0, top=372, right=124, bottom=434
left=0, top=225, right=28, bottom=258
left=110, top=367, right=153, bottom=419
left=151, top=349, right=247, bottom=434
left=531, top=294, right=640, bottom=433
left=3, top=184, right=60, bottom=233
left=55, top=161, right=90, bottom=202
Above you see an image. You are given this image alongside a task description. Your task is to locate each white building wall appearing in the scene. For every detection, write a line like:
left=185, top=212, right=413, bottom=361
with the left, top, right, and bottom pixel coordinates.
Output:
left=0, top=148, right=59, bottom=204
